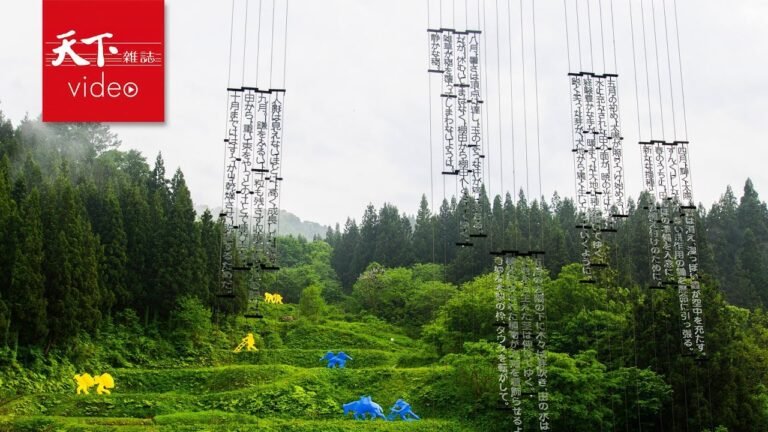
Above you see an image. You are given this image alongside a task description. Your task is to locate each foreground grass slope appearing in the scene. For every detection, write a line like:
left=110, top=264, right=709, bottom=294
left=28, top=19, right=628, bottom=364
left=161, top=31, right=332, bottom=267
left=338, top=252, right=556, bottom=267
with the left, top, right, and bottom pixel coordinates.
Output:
left=0, top=307, right=481, bottom=431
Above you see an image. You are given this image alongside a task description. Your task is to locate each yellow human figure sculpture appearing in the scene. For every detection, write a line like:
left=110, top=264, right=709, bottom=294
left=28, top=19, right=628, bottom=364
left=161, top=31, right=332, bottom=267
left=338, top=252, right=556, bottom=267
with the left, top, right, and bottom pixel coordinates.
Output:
left=264, top=293, right=283, bottom=304
left=74, top=373, right=95, bottom=395
left=94, top=373, right=115, bottom=395
left=234, top=332, right=258, bottom=353
left=264, top=292, right=283, bottom=304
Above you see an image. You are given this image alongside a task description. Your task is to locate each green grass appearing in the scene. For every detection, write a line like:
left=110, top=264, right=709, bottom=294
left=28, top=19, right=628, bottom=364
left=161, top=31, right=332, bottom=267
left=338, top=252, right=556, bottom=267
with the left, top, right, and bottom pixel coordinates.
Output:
left=0, top=414, right=477, bottom=431
left=0, top=365, right=455, bottom=418
left=211, top=348, right=403, bottom=368
left=0, top=317, right=473, bottom=431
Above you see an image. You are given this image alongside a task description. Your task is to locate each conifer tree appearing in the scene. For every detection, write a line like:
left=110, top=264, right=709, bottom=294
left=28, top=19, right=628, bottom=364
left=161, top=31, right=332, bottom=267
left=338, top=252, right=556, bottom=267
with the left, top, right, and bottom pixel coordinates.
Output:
left=9, top=188, right=47, bottom=345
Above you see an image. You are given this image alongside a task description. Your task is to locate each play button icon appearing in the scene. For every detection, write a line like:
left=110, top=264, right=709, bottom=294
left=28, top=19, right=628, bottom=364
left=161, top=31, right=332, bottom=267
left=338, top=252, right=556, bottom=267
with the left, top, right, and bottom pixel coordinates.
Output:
left=124, top=83, right=138, bottom=97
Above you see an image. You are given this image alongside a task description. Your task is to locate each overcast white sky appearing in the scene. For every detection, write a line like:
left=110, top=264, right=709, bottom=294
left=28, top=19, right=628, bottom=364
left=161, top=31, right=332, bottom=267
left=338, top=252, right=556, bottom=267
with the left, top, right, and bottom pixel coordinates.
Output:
left=1, top=0, right=767, bottom=227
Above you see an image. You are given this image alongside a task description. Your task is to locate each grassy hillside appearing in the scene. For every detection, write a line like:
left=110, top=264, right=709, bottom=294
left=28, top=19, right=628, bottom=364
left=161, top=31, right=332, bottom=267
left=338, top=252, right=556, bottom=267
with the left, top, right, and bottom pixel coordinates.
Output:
left=0, top=304, right=481, bottom=431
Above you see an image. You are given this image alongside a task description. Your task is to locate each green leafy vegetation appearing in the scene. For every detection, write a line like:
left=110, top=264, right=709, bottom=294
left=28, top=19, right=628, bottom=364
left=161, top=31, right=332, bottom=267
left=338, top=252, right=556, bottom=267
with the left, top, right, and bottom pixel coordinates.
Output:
left=0, top=113, right=765, bottom=431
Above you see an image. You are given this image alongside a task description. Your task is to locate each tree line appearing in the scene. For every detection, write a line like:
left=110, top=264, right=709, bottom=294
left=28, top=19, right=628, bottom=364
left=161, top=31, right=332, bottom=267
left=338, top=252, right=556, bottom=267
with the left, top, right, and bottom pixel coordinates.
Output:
left=0, top=116, right=223, bottom=351
left=326, top=180, right=768, bottom=311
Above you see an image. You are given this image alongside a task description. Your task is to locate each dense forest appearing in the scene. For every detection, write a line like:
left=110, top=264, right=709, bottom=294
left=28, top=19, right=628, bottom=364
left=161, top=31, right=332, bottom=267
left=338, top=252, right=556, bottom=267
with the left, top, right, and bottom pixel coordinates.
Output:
left=325, top=180, right=768, bottom=312
left=1, top=112, right=768, bottom=431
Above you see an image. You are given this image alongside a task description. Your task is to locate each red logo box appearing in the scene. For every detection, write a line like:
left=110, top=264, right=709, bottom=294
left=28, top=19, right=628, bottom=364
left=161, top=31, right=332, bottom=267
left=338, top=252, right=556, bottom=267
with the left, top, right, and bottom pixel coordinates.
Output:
left=43, top=0, right=165, bottom=122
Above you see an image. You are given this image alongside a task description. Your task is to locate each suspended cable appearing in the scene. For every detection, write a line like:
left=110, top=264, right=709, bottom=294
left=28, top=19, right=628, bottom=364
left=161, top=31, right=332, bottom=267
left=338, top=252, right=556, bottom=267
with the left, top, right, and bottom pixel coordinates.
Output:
left=609, top=0, right=619, bottom=74
left=575, top=0, right=584, bottom=71
left=607, top=5, right=631, bottom=430
left=440, top=0, right=448, bottom=276
left=585, top=0, right=596, bottom=71
left=628, top=0, right=644, bottom=142
left=639, top=0, right=655, bottom=138
left=481, top=0, right=494, bottom=247
left=269, top=0, right=277, bottom=87
left=672, top=0, right=688, bottom=140
left=226, top=0, right=236, bottom=87
left=519, top=0, right=530, bottom=251
left=564, top=0, right=581, bottom=217
left=650, top=0, right=666, bottom=138
left=427, top=0, right=436, bottom=262
left=218, top=0, right=239, bottom=306
left=240, top=0, right=250, bottom=85
left=276, top=0, right=290, bottom=261
left=494, top=0, right=505, bottom=248
left=282, top=0, right=289, bottom=88
left=452, top=0, right=456, bottom=28
left=564, top=0, right=573, bottom=72
left=464, top=0, right=469, bottom=31
left=661, top=0, right=677, bottom=139
left=531, top=0, right=543, bottom=255
left=623, top=2, right=647, bottom=430
left=660, top=2, right=693, bottom=429
left=506, top=0, right=518, bottom=249
left=255, top=0, right=263, bottom=86
left=598, top=0, right=607, bottom=72
left=595, top=4, right=616, bottom=427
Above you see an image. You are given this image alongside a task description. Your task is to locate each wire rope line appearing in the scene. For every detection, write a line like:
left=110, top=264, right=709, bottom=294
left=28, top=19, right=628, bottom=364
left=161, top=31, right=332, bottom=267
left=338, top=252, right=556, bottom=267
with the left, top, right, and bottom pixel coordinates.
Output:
left=649, top=0, right=666, bottom=138
left=531, top=0, right=544, bottom=252
left=495, top=0, right=504, bottom=227
left=609, top=0, right=619, bottom=74
left=268, top=0, right=277, bottom=87
left=426, top=0, right=436, bottom=262
left=481, top=0, right=494, bottom=248
left=598, top=0, right=607, bottom=73
left=226, top=0, right=237, bottom=88
left=660, top=0, right=677, bottom=139
left=596, top=3, right=618, bottom=427
left=575, top=0, right=584, bottom=71
left=585, top=0, right=596, bottom=71
left=639, top=0, right=655, bottom=138
left=282, top=0, right=289, bottom=88
left=671, top=0, right=689, bottom=140
left=507, top=0, right=518, bottom=249
left=564, top=0, right=573, bottom=72
left=276, top=0, right=290, bottom=261
left=628, top=0, right=644, bottom=142
left=518, top=0, right=531, bottom=251
left=254, top=0, right=263, bottom=86
left=240, top=0, right=250, bottom=86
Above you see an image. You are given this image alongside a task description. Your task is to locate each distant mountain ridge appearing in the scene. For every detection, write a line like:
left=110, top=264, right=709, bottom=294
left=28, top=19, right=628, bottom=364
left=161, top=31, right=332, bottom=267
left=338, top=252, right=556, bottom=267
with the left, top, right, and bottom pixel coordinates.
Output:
left=195, top=206, right=329, bottom=239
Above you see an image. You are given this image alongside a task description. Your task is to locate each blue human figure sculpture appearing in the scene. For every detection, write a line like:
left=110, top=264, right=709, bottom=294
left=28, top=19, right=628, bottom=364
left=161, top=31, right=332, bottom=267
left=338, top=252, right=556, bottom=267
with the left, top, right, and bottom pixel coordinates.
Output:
left=334, top=351, right=352, bottom=368
left=321, top=351, right=337, bottom=367
left=387, top=398, right=420, bottom=421
left=321, top=351, right=353, bottom=368
left=361, top=396, right=385, bottom=419
left=342, top=395, right=386, bottom=420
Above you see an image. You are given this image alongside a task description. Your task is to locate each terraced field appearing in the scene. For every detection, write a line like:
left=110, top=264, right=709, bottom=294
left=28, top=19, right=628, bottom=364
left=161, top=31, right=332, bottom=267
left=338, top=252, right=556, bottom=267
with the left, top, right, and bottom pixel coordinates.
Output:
left=0, top=307, right=482, bottom=431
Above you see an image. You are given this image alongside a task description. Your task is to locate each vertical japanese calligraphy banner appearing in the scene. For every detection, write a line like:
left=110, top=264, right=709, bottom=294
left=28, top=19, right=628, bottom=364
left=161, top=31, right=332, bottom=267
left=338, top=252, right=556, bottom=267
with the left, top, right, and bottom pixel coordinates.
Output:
left=467, top=30, right=485, bottom=236
left=679, top=141, right=705, bottom=355
left=251, top=90, right=271, bottom=258
left=220, top=88, right=243, bottom=294
left=533, top=259, right=549, bottom=430
left=506, top=256, right=523, bottom=428
left=264, top=90, right=285, bottom=269
left=639, top=137, right=705, bottom=355
left=494, top=256, right=509, bottom=407
left=455, top=31, right=472, bottom=245
left=569, top=72, right=627, bottom=281
left=606, top=75, right=626, bottom=217
left=441, top=29, right=457, bottom=176
left=238, top=89, right=256, bottom=257
left=569, top=73, right=592, bottom=279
